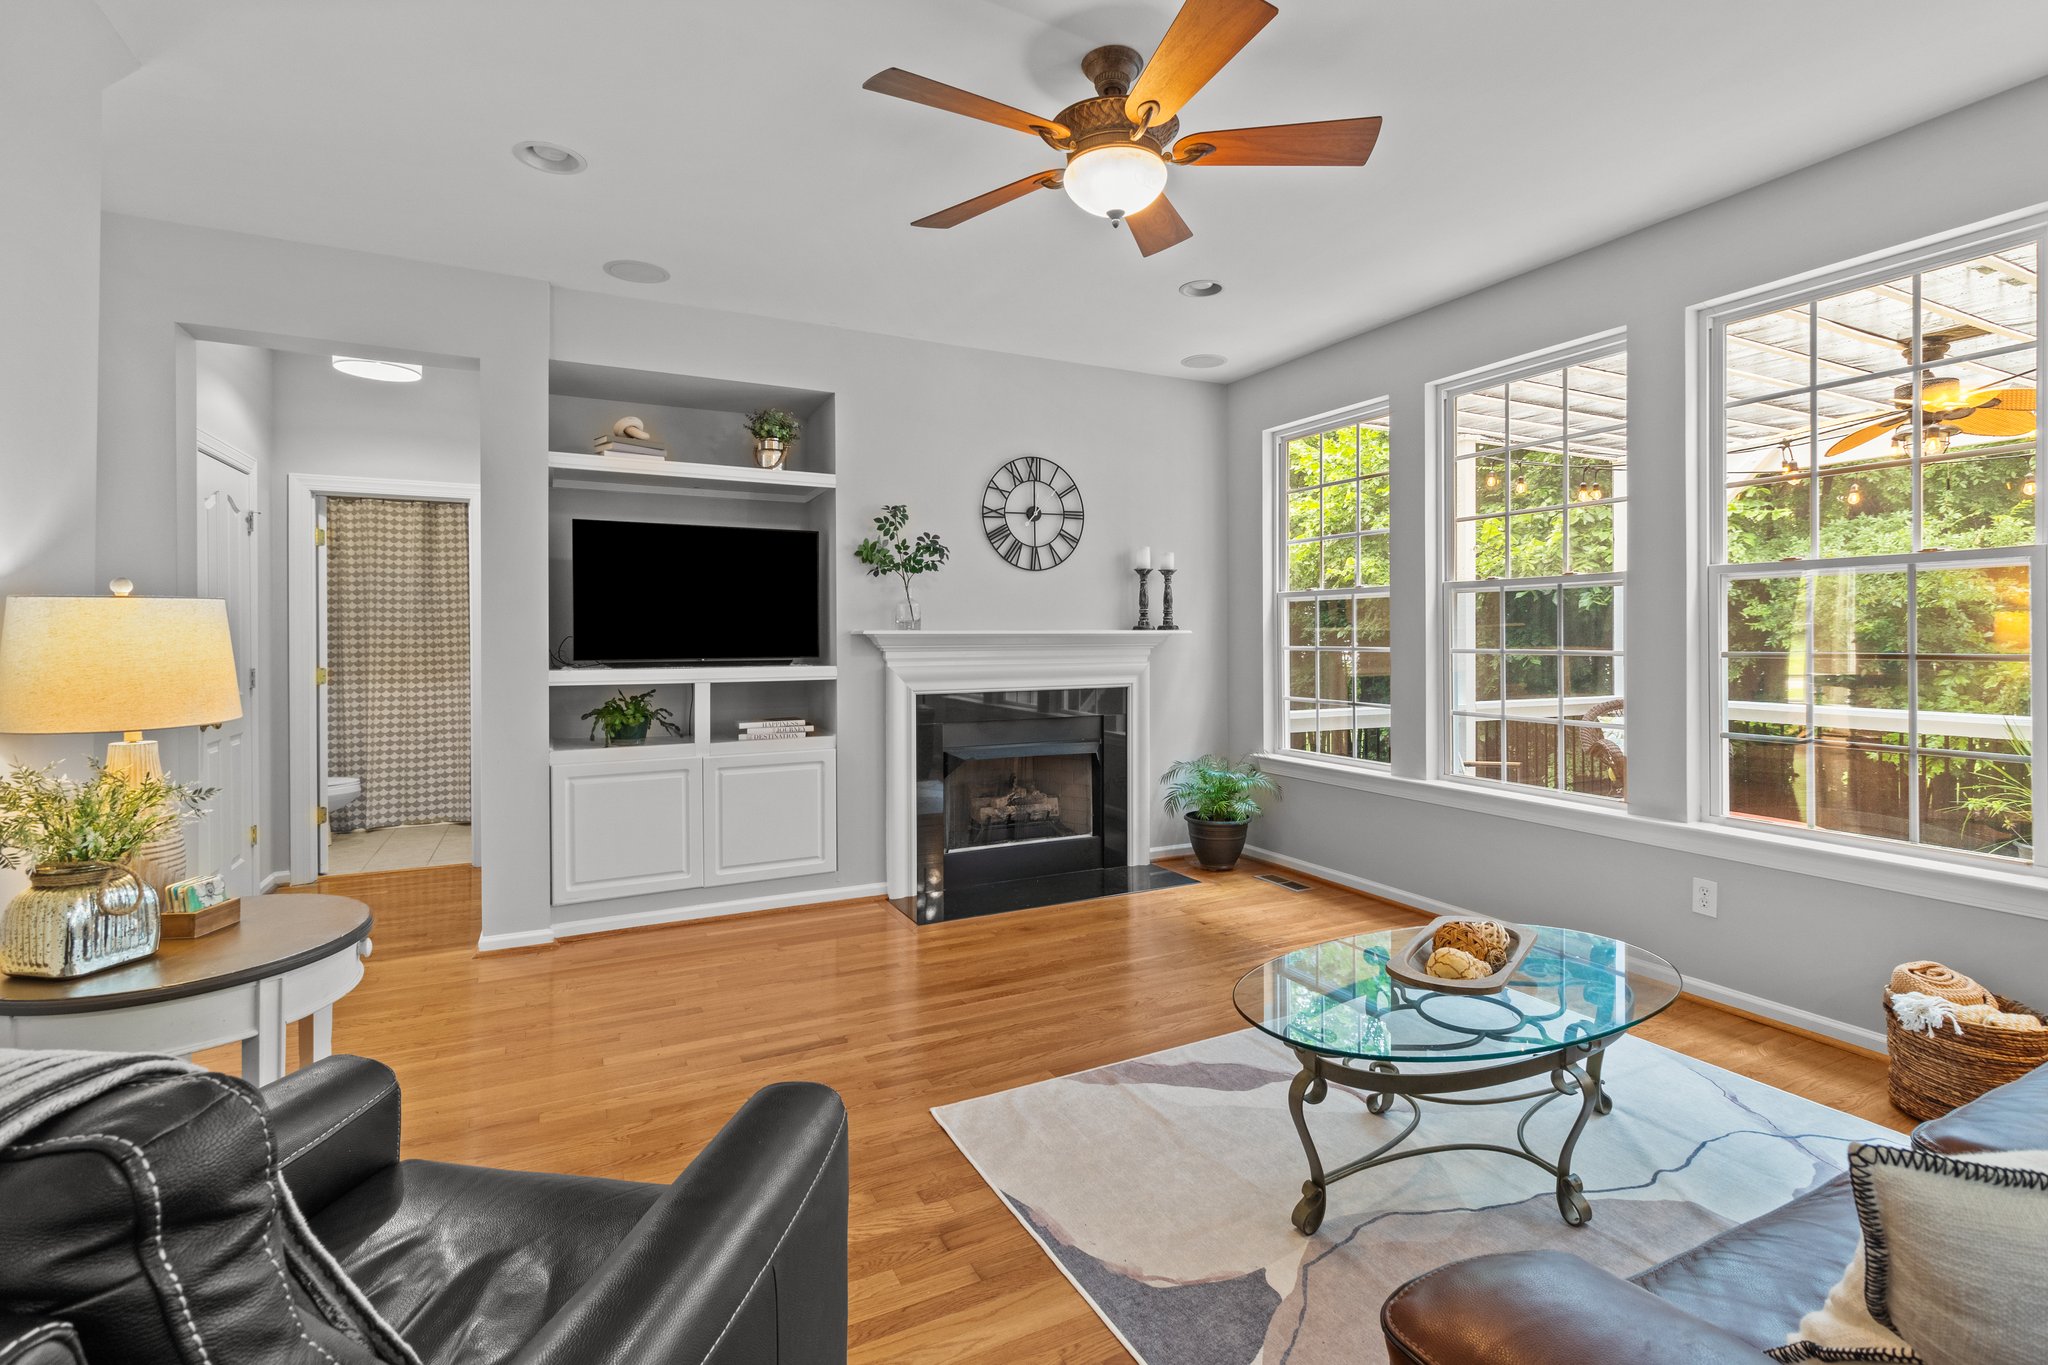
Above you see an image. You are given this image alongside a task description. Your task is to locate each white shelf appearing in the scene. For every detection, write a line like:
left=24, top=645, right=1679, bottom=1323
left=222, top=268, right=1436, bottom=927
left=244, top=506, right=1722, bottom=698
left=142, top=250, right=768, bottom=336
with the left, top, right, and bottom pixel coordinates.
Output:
left=550, top=664, right=837, bottom=687
left=709, top=734, right=835, bottom=753
left=548, top=452, right=834, bottom=502
left=549, top=733, right=835, bottom=763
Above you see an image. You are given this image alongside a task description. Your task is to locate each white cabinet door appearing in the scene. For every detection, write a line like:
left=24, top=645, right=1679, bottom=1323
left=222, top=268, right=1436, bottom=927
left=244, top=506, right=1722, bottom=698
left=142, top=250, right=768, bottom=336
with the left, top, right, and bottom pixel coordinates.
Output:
left=551, top=754, right=703, bottom=905
left=704, top=750, right=837, bottom=887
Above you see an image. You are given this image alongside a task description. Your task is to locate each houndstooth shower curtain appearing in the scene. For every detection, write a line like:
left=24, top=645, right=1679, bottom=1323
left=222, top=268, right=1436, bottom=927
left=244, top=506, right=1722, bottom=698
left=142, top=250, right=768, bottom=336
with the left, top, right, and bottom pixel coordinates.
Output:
left=326, top=497, right=471, bottom=833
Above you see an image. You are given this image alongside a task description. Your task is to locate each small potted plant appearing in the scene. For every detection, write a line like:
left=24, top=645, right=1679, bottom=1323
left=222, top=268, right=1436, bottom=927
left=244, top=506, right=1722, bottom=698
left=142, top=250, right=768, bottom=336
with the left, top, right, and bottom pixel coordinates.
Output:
left=581, top=689, right=686, bottom=747
left=744, top=408, right=801, bottom=469
left=1160, top=754, right=1278, bottom=872
left=855, top=503, right=950, bottom=630
left=0, top=762, right=212, bottom=978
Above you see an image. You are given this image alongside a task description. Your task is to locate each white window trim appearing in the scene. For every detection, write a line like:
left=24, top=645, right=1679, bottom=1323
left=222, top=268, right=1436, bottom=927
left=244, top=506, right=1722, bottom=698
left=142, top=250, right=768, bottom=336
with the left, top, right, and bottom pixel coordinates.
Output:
left=1691, top=207, right=2046, bottom=880
left=1262, top=396, right=1394, bottom=768
left=1428, top=328, right=1630, bottom=807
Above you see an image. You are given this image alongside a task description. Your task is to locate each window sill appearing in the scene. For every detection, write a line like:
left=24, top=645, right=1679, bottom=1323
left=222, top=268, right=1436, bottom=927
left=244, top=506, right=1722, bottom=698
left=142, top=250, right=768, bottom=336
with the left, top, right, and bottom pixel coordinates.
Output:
left=1254, top=750, right=2048, bottom=922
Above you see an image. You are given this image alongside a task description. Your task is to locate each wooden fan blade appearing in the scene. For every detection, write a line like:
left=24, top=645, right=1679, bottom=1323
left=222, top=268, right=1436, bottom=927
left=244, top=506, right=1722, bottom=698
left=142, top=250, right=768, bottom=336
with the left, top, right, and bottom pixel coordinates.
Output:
left=1124, top=0, right=1277, bottom=127
left=1949, top=408, right=2037, bottom=438
left=1925, top=323, right=1991, bottom=344
left=1124, top=195, right=1192, bottom=257
left=1175, top=117, right=1382, bottom=167
left=863, top=68, right=1070, bottom=140
left=1824, top=415, right=1906, bottom=457
left=912, top=171, right=1060, bottom=229
left=1964, top=387, right=2037, bottom=412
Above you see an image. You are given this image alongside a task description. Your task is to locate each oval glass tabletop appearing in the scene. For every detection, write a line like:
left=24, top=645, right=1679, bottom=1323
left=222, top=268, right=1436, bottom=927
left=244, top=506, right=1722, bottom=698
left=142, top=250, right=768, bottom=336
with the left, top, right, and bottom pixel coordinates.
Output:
left=1233, top=925, right=1682, bottom=1064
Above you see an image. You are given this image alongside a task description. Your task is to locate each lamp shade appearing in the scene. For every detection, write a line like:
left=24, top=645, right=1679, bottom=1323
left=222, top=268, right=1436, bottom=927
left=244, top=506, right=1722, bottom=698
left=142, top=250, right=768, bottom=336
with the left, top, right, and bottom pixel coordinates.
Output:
left=0, top=594, right=242, bottom=734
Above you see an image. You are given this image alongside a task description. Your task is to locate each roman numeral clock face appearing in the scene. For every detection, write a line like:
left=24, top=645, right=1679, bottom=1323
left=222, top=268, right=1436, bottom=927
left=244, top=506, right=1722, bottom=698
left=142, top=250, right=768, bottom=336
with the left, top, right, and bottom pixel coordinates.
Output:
left=982, top=457, right=1084, bottom=571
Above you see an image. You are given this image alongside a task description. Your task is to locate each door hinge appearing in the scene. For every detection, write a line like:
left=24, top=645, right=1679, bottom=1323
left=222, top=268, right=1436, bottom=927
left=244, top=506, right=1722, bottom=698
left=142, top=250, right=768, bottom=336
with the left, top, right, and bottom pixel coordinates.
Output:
left=316, top=806, right=329, bottom=826
left=248, top=666, right=257, bottom=692
left=245, top=510, right=257, bottom=536
left=315, top=527, right=327, bottom=547
left=315, top=665, right=328, bottom=686
left=249, top=824, right=259, bottom=847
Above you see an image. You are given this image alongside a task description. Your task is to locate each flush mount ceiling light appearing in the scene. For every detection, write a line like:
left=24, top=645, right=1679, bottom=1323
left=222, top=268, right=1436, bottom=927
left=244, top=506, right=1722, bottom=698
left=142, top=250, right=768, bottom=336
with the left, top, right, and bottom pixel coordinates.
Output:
left=331, top=356, right=423, bottom=383
left=1178, top=279, right=1224, bottom=297
left=603, top=259, right=671, bottom=284
left=511, top=141, right=587, bottom=175
left=1181, top=354, right=1227, bottom=369
left=862, top=0, right=1382, bottom=258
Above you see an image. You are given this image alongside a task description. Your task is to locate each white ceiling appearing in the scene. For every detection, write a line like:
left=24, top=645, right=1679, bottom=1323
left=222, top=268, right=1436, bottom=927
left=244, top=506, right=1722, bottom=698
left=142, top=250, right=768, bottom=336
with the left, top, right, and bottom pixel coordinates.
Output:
left=95, top=0, right=2048, bottom=383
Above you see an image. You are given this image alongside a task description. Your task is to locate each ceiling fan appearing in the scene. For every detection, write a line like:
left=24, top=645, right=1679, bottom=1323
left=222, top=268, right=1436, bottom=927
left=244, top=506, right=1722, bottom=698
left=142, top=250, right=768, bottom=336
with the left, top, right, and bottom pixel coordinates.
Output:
left=1825, top=325, right=2036, bottom=458
left=861, top=0, right=1381, bottom=257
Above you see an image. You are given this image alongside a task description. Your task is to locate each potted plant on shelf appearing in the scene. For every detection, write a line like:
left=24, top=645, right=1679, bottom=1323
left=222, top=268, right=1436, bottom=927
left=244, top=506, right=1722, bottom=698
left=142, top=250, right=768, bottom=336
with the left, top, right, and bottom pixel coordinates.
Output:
left=855, top=503, right=950, bottom=630
left=0, top=762, right=212, bottom=978
left=581, top=689, right=687, bottom=747
left=1160, top=754, right=1278, bottom=873
left=744, top=408, right=801, bottom=470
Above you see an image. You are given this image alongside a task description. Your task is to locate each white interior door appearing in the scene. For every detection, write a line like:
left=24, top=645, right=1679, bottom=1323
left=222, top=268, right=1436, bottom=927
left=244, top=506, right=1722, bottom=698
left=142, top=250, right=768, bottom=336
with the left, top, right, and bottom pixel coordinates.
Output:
left=315, top=503, right=332, bottom=875
left=195, top=451, right=257, bottom=899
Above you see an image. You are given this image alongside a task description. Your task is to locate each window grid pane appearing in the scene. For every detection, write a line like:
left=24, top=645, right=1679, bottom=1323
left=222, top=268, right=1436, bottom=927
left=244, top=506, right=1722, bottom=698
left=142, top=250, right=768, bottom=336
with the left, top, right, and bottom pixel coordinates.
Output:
left=1281, top=413, right=1392, bottom=765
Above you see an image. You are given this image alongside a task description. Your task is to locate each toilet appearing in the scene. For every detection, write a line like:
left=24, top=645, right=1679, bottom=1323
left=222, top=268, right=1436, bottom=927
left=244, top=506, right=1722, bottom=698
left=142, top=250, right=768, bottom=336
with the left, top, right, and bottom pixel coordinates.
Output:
left=326, top=775, right=362, bottom=816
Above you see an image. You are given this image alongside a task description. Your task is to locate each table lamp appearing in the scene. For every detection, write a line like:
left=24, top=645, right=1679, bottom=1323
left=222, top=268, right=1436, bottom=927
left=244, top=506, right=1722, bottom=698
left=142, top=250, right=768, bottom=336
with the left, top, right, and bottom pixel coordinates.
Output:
left=0, top=580, right=242, bottom=888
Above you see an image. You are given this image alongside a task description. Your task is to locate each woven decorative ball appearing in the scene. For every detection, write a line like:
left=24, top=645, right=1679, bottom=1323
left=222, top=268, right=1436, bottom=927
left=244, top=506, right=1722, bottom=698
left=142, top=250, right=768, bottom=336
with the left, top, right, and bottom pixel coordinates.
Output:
left=1425, top=946, right=1490, bottom=980
left=1434, top=918, right=1511, bottom=970
left=1889, top=961, right=1993, bottom=1006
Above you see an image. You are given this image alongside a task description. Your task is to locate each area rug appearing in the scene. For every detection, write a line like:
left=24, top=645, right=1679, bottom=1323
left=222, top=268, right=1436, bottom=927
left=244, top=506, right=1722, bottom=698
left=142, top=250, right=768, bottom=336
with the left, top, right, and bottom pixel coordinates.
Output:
left=933, top=1029, right=1896, bottom=1365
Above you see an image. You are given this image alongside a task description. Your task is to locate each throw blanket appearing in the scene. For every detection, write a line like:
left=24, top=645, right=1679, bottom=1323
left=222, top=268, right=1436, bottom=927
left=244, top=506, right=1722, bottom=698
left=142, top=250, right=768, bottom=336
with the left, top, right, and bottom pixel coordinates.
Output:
left=0, top=1047, right=201, bottom=1150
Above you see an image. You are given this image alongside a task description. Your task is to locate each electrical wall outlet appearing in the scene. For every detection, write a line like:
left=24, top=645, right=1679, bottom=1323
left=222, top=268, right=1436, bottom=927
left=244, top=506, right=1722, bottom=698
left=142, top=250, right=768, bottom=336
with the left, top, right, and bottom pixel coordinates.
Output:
left=1692, top=877, right=1718, bottom=918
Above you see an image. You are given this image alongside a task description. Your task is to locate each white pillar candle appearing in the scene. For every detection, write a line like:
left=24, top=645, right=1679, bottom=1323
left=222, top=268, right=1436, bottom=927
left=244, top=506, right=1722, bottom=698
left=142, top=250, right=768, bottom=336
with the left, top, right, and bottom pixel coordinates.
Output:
left=1160, top=552, right=1175, bottom=571
left=1135, top=546, right=1152, bottom=570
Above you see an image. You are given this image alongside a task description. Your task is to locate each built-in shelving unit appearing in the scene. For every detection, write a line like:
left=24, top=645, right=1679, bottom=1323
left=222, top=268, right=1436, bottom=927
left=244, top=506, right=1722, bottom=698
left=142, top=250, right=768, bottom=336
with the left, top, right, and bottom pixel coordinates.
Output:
left=547, top=452, right=834, bottom=502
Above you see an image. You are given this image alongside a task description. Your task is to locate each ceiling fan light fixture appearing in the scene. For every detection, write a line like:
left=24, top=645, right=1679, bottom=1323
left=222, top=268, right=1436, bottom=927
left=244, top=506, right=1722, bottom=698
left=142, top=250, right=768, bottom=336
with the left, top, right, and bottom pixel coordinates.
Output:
left=1063, top=143, right=1168, bottom=218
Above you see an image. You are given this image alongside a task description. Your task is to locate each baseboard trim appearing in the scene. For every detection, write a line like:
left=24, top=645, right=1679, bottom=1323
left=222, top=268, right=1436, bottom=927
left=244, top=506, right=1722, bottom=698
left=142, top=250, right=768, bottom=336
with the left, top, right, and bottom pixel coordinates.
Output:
left=1242, top=843, right=1887, bottom=1057
left=259, top=870, right=290, bottom=894
left=1149, top=842, right=1193, bottom=859
left=546, top=881, right=891, bottom=942
left=475, top=927, right=557, bottom=953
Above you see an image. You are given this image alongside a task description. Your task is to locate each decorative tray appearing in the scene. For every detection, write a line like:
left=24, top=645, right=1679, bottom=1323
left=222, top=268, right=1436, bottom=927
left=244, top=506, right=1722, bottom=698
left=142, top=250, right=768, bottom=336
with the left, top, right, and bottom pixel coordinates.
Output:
left=1386, top=915, right=1536, bottom=996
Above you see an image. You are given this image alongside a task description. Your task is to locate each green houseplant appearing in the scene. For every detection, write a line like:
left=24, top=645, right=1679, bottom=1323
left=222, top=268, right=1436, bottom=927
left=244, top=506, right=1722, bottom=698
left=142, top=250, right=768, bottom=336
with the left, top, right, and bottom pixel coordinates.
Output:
left=581, top=689, right=686, bottom=747
left=0, top=762, right=213, bottom=978
left=855, top=503, right=950, bottom=630
left=744, top=408, right=802, bottom=470
left=1160, top=754, right=1278, bottom=872
left=1953, top=727, right=2033, bottom=857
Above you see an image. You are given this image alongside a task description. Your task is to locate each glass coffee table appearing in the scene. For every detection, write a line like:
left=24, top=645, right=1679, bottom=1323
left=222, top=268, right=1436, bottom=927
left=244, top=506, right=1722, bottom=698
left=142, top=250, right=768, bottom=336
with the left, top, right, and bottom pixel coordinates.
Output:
left=1233, top=926, right=1681, bottom=1234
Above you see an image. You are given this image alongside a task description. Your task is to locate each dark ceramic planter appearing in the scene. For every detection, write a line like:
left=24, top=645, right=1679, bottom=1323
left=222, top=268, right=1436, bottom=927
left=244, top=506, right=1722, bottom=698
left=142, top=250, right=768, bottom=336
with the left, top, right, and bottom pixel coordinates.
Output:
left=604, top=719, right=651, bottom=747
left=1186, top=816, right=1251, bottom=872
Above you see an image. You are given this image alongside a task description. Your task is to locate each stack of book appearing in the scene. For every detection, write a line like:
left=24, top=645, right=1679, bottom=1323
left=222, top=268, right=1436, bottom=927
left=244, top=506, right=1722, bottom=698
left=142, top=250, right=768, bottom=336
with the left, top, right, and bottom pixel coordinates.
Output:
left=736, top=718, right=816, bottom=742
left=592, top=435, right=668, bottom=461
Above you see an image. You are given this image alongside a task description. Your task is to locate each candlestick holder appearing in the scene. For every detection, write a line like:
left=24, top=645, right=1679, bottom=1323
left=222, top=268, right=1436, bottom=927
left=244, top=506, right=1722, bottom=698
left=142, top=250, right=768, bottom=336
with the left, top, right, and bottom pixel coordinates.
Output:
left=1132, top=568, right=1154, bottom=630
left=1159, top=568, right=1176, bottom=630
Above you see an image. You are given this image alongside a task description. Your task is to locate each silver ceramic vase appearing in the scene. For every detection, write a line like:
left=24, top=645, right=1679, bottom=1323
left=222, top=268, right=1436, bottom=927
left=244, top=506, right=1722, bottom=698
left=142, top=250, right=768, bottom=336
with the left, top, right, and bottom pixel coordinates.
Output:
left=0, top=862, right=161, bottom=979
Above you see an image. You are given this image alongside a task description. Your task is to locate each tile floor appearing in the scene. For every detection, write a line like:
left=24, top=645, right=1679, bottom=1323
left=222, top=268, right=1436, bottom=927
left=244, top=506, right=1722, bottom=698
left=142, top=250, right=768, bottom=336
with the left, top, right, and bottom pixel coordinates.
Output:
left=327, top=821, right=472, bottom=875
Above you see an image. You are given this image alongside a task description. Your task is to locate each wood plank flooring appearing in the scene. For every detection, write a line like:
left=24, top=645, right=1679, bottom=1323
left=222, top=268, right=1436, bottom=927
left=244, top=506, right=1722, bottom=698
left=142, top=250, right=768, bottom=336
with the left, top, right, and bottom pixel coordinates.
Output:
left=209, top=858, right=1906, bottom=1363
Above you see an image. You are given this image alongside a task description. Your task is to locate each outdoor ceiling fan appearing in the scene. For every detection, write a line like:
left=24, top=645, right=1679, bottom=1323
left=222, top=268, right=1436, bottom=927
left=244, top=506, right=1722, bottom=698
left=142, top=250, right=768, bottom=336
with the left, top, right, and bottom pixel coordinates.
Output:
left=861, top=0, right=1381, bottom=257
left=1825, top=324, right=2037, bottom=458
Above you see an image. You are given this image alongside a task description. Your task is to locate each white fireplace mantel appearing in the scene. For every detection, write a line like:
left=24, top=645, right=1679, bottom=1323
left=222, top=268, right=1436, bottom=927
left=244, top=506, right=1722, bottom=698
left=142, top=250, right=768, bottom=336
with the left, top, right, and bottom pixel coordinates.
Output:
left=860, top=629, right=1188, bottom=899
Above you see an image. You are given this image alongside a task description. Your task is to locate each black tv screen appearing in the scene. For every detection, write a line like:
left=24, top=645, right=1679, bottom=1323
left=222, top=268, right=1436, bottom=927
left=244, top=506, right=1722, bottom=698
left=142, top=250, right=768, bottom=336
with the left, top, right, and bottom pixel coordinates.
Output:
left=572, top=519, right=820, bottom=664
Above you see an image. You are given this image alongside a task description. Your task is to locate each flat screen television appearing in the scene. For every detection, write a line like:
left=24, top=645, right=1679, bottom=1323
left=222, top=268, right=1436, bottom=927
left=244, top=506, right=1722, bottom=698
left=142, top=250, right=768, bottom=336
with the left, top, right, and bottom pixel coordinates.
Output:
left=572, top=519, right=821, bottom=664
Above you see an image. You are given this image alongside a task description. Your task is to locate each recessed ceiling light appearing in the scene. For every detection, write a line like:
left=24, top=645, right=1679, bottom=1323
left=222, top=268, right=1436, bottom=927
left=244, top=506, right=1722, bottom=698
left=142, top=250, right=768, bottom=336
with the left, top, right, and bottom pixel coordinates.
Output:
left=1181, top=354, right=1227, bottom=369
left=512, top=141, right=587, bottom=175
left=331, top=356, right=423, bottom=383
left=1179, top=280, right=1224, bottom=298
left=603, top=259, right=671, bottom=285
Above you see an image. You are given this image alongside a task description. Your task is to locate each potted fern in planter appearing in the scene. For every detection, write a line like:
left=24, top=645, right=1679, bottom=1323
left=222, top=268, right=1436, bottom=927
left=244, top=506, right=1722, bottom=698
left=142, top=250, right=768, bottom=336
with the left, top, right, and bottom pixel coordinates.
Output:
left=1160, top=755, right=1278, bottom=872
left=581, top=689, right=686, bottom=747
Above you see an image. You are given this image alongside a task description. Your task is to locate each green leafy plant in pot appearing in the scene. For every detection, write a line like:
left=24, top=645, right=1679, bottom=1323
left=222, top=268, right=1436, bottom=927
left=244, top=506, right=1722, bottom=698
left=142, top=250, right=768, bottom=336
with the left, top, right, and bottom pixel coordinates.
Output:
left=581, top=689, right=686, bottom=747
left=0, top=761, right=213, bottom=978
left=1160, top=755, right=1278, bottom=872
left=855, top=503, right=950, bottom=630
left=745, top=408, right=801, bottom=470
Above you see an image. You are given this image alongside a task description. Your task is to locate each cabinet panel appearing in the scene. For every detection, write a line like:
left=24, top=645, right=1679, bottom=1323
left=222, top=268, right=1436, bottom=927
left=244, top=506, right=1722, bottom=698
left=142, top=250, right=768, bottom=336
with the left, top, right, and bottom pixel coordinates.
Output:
left=705, top=750, right=837, bottom=886
left=551, top=755, right=702, bottom=904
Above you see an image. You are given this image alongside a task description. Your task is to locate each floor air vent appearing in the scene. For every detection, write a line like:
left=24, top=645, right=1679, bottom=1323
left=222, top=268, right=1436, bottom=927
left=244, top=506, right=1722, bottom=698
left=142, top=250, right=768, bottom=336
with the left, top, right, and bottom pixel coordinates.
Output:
left=1256, top=874, right=1312, bottom=892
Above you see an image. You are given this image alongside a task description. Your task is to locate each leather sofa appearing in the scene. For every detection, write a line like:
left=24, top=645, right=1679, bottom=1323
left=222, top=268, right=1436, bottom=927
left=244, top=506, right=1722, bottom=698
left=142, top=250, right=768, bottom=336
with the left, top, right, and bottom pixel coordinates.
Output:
left=0, top=1055, right=848, bottom=1365
left=1380, top=1061, right=2047, bottom=1362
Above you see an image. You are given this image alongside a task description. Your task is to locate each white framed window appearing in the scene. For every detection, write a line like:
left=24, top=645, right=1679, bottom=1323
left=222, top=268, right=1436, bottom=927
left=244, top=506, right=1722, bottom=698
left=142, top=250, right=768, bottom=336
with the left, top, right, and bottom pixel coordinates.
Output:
left=1438, top=334, right=1629, bottom=800
left=1273, top=402, right=1393, bottom=765
left=1704, top=215, right=2042, bottom=867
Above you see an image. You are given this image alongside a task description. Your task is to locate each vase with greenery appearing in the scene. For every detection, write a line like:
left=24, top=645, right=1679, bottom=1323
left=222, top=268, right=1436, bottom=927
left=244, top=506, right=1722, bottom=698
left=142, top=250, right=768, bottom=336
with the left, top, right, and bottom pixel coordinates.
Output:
left=744, top=408, right=801, bottom=470
left=0, top=763, right=212, bottom=978
left=855, top=503, right=950, bottom=630
left=1160, top=754, right=1278, bottom=872
left=581, top=689, right=686, bottom=747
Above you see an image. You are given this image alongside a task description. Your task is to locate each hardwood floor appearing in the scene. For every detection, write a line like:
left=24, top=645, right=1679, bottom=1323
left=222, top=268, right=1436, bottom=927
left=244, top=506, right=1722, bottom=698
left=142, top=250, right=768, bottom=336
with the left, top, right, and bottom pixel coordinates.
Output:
left=210, top=858, right=1906, bottom=1364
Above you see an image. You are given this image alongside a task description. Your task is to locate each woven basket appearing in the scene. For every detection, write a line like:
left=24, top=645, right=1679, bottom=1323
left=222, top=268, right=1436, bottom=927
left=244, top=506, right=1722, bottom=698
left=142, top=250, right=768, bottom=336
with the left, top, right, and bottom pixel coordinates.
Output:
left=1884, top=988, right=2048, bottom=1121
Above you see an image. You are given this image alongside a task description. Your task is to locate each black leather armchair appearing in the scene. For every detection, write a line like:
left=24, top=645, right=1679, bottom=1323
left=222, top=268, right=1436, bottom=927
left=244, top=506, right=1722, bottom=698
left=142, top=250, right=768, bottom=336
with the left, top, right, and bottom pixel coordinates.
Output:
left=0, top=1055, right=849, bottom=1365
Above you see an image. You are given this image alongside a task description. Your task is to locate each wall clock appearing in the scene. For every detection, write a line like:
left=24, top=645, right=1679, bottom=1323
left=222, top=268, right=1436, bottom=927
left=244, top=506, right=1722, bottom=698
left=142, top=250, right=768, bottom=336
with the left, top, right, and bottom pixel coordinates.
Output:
left=983, top=456, right=1084, bottom=571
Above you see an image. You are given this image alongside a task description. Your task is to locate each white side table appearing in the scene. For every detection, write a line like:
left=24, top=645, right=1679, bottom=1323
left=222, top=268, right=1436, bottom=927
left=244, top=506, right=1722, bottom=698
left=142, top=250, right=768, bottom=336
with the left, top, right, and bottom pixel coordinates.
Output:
left=0, top=893, right=373, bottom=1084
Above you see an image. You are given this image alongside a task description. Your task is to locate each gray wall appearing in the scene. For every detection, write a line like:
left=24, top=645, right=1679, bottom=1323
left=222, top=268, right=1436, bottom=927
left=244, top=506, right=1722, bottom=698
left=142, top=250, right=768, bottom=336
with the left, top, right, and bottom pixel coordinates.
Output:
left=1224, top=76, right=2048, bottom=1040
